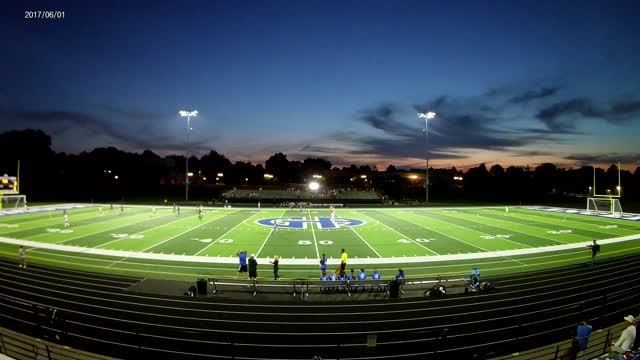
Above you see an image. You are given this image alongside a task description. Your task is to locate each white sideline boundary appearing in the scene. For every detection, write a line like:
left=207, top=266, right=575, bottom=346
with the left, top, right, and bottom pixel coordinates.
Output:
left=1, top=204, right=640, bottom=266
left=1, top=234, right=640, bottom=266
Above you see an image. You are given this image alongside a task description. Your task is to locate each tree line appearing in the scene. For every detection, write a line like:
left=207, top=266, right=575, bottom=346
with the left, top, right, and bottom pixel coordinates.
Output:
left=1, top=129, right=638, bottom=205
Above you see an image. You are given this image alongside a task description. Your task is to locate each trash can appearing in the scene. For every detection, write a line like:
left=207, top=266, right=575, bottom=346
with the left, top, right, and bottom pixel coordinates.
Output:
left=196, top=278, right=207, bottom=296
left=388, top=280, right=400, bottom=298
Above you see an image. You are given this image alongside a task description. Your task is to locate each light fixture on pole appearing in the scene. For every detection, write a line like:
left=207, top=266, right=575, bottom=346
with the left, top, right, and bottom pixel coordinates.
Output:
left=418, top=111, right=436, bottom=205
left=179, top=110, right=198, bottom=201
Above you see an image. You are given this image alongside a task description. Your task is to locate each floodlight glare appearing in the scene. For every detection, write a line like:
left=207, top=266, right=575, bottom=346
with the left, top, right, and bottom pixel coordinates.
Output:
left=309, top=182, right=320, bottom=191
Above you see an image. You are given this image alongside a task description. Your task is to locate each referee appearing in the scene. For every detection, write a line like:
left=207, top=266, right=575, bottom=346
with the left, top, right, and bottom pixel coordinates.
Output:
left=340, top=248, right=348, bottom=274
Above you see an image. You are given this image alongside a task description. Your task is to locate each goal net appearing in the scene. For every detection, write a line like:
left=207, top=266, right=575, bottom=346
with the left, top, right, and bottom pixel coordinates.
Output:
left=587, top=197, right=623, bottom=216
left=0, top=195, right=27, bottom=210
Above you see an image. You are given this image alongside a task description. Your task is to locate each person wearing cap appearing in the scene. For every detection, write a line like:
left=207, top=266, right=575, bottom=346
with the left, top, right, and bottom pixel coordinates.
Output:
left=601, top=315, right=636, bottom=359
left=248, top=254, right=258, bottom=280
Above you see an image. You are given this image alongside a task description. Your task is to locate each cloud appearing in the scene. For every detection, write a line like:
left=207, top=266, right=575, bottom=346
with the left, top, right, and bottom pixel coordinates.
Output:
left=357, top=104, right=418, bottom=137
left=564, top=153, right=640, bottom=166
left=6, top=109, right=214, bottom=154
left=536, top=98, right=640, bottom=131
left=508, top=87, right=559, bottom=104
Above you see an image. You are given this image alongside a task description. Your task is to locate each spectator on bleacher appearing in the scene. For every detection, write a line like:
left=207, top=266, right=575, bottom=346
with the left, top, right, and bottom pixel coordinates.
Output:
left=601, top=315, right=636, bottom=359
left=248, top=254, right=258, bottom=280
left=270, top=255, right=280, bottom=280
left=236, top=250, right=248, bottom=279
left=576, top=318, right=592, bottom=356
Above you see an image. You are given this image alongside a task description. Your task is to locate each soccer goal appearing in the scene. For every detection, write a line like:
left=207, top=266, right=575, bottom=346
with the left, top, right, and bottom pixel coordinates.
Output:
left=0, top=195, right=27, bottom=210
left=587, top=197, right=623, bottom=216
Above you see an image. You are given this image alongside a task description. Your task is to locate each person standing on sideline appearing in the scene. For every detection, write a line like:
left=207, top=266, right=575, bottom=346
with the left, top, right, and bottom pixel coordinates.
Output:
left=236, top=250, right=248, bottom=279
left=589, top=240, right=600, bottom=265
left=576, top=318, right=592, bottom=356
left=63, top=210, right=69, bottom=227
left=120, top=204, right=125, bottom=215
left=248, top=254, right=258, bottom=280
left=18, top=246, right=26, bottom=268
left=319, top=253, right=327, bottom=273
left=340, top=248, right=348, bottom=274
left=270, top=255, right=280, bottom=280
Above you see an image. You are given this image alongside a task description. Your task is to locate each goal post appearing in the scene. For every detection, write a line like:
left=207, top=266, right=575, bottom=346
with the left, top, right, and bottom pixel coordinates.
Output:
left=0, top=194, right=27, bottom=210
left=587, top=197, right=622, bottom=216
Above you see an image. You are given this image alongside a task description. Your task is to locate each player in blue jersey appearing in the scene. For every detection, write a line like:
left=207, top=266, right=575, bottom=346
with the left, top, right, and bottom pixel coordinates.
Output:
left=371, top=269, right=383, bottom=293
left=319, top=253, right=327, bottom=273
left=273, top=221, right=279, bottom=233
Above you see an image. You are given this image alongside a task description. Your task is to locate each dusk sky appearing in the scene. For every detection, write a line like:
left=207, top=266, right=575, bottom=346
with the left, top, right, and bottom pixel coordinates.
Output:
left=2, top=0, right=639, bottom=170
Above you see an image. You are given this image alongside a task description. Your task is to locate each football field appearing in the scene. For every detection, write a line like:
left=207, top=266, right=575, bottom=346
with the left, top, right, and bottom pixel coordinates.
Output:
left=1, top=205, right=640, bottom=280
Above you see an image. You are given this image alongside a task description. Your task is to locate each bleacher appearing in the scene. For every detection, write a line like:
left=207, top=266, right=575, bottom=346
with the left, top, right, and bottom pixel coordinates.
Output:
left=1, top=254, right=639, bottom=360
left=222, top=188, right=380, bottom=203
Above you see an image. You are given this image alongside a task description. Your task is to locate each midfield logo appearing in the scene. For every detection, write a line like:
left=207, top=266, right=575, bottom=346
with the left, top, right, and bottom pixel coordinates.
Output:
left=255, top=217, right=366, bottom=229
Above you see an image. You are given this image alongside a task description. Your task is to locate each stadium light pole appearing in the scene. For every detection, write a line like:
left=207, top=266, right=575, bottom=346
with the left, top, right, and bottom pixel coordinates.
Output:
left=179, top=110, right=198, bottom=201
left=418, top=111, right=436, bottom=205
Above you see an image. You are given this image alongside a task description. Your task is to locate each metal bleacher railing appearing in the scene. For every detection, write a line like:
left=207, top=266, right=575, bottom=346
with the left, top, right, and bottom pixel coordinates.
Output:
left=2, top=254, right=640, bottom=360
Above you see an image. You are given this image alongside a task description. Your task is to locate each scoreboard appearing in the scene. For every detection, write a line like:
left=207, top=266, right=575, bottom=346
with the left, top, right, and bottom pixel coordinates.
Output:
left=0, top=174, right=17, bottom=194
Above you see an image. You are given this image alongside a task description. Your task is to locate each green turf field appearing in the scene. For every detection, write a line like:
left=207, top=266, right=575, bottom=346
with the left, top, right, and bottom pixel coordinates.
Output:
left=1, top=205, right=640, bottom=280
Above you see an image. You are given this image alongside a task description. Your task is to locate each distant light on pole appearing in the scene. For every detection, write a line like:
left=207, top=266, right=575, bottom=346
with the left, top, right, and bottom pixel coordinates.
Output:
left=418, top=111, right=437, bottom=205
left=180, top=110, right=198, bottom=201
left=309, top=181, right=320, bottom=191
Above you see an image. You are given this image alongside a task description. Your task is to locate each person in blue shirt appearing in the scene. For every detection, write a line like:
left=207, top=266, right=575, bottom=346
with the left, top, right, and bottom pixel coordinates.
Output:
left=347, top=269, right=355, bottom=281
left=395, top=269, right=405, bottom=280
left=576, top=319, right=592, bottom=355
left=320, top=270, right=329, bottom=293
left=371, top=270, right=381, bottom=281
left=319, top=253, right=327, bottom=273
left=358, top=269, right=367, bottom=281
left=371, top=269, right=382, bottom=293
left=338, top=271, right=348, bottom=293
left=236, top=250, right=248, bottom=279
left=328, top=272, right=337, bottom=293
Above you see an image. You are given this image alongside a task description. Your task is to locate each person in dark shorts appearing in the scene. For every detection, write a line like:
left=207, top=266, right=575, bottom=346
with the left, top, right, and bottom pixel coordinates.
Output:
left=248, top=254, right=258, bottom=280
left=236, top=250, right=248, bottom=279
left=270, top=255, right=280, bottom=280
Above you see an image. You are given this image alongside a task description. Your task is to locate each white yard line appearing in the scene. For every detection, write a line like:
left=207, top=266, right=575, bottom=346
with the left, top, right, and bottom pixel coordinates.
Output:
left=255, top=209, right=288, bottom=258
left=193, top=211, right=258, bottom=256
left=354, top=210, right=440, bottom=255
left=307, top=209, right=321, bottom=259
left=106, top=213, right=230, bottom=267
left=347, top=225, right=382, bottom=258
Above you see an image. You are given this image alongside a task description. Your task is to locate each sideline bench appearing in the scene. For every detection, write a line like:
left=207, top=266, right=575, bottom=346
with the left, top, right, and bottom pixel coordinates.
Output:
left=206, top=274, right=470, bottom=299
